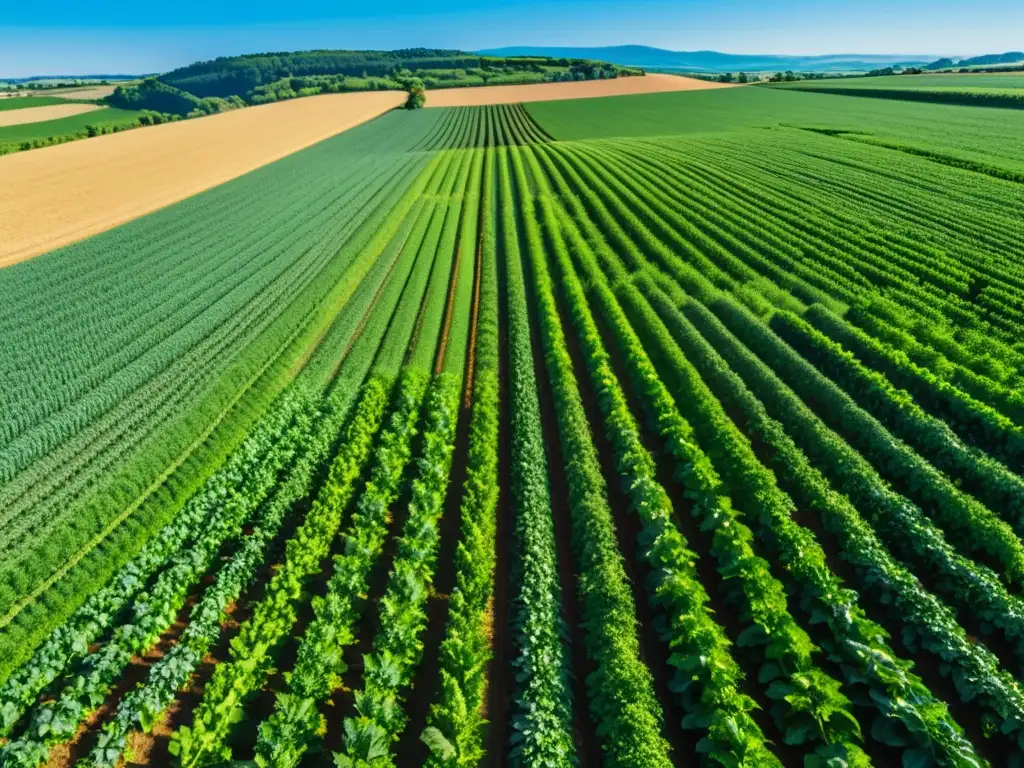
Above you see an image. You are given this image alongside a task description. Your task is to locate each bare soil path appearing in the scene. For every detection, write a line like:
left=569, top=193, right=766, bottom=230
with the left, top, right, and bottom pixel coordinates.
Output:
left=0, top=90, right=406, bottom=268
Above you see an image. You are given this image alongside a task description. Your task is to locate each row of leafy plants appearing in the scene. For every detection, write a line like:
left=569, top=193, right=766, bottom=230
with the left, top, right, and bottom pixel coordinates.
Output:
left=494, top=146, right=576, bottom=766
left=525, top=146, right=793, bottom=765
left=772, top=310, right=1024, bottom=536
left=421, top=147, right=502, bottom=767
left=334, top=373, right=461, bottom=766
left=532, top=136, right=984, bottom=765
left=638, top=274, right=1023, bottom=761
left=0, top=390, right=310, bottom=740
left=510, top=145, right=674, bottom=767
left=0, top=394, right=314, bottom=768
left=529, top=141, right=873, bottom=765
left=698, top=296, right=1024, bottom=673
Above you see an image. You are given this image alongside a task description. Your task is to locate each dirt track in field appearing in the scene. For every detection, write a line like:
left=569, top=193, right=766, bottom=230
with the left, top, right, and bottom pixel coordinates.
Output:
left=0, top=103, right=104, bottom=126
left=425, top=73, right=736, bottom=106
left=0, top=90, right=406, bottom=268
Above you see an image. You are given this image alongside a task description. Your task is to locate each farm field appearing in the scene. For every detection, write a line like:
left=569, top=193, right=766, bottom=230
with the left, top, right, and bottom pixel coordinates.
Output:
left=0, top=98, right=77, bottom=111
left=0, top=86, right=123, bottom=101
left=1, top=83, right=1023, bottom=768
left=0, top=103, right=104, bottom=127
left=0, top=107, right=149, bottom=157
left=776, top=72, right=1024, bottom=90
left=527, top=85, right=1024, bottom=175
left=767, top=71, right=1024, bottom=108
left=0, top=91, right=406, bottom=266
left=423, top=72, right=733, bottom=106
left=0, top=77, right=729, bottom=268
left=45, top=85, right=123, bottom=100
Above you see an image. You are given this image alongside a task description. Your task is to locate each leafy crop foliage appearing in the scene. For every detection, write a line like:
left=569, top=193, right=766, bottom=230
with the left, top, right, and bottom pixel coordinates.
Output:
left=5, top=82, right=1024, bottom=768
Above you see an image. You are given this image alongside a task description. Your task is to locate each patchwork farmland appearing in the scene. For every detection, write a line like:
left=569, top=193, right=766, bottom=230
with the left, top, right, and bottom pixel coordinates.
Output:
left=0, top=83, right=1023, bottom=768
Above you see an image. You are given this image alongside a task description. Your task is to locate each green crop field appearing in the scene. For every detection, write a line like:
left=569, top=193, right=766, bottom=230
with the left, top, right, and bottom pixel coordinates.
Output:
left=767, top=71, right=1024, bottom=109
left=1, top=85, right=1024, bottom=768
left=0, top=107, right=144, bottom=153
left=775, top=72, right=1024, bottom=90
left=0, top=97, right=73, bottom=112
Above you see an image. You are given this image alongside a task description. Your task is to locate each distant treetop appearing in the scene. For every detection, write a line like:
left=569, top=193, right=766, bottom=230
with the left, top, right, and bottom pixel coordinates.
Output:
left=156, top=48, right=633, bottom=100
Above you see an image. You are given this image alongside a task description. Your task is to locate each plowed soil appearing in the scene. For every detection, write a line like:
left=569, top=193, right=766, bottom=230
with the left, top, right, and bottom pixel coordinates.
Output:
left=424, top=73, right=736, bottom=107
left=0, top=103, right=103, bottom=126
left=0, top=90, right=406, bottom=267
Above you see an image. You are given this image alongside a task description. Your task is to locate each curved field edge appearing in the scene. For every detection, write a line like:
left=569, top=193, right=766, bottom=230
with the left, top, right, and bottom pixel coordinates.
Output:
left=0, top=91, right=407, bottom=267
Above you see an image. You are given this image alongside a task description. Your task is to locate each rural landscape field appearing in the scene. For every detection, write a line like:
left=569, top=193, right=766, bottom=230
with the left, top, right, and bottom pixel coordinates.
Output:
left=3, top=9, right=1024, bottom=768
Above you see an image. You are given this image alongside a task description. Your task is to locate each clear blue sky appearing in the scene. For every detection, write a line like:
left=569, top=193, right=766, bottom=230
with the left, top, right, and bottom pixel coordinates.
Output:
left=2, top=0, right=1021, bottom=77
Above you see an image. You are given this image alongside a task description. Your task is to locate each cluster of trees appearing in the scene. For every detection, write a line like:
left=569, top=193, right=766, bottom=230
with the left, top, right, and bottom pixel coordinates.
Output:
left=155, top=48, right=633, bottom=101
left=685, top=71, right=753, bottom=83
left=103, top=50, right=636, bottom=115
left=107, top=77, right=244, bottom=118
left=765, top=70, right=855, bottom=82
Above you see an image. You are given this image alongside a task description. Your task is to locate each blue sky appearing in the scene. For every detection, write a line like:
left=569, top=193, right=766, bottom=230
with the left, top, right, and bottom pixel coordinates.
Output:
left=2, top=0, right=1022, bottom=77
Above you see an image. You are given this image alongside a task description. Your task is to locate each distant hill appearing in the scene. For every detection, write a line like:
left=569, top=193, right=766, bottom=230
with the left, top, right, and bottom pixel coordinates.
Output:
left=107, top=48, right=635, bottom=116
left=160, top=49, right=478, bottom=98
left=156, top=48, right=632, bottom=100
left=927, top=51, right=1024, bottom=69
left=478, top=45, right=933, bottom=73
left=958, top=51, right=1024, bottom=67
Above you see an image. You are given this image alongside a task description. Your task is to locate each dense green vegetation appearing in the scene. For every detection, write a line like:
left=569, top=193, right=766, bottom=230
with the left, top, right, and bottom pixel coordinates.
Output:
left=4, top=74, right=1024, bottom=768
left=106, top=77, right=245, bottom=118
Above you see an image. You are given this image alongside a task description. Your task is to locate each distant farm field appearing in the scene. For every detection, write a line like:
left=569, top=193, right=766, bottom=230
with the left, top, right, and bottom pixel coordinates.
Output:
left=0, top=107, right=141, bottom=151
left=0, top=102, right=104, bottom=127
left=769, top=71, right=1024, bottom=108
left=775, top=71, right=1024, bottom=90
left=2, top=80, right=1024, bottom=768
left=0, top=97, right=71, bottom=111
left=424, top=72, right=733, bottom=106
left=48, top=84, right=121, bottom=100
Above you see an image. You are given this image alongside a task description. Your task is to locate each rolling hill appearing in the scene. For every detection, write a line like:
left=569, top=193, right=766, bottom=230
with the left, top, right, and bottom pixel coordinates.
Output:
left=479, top=44, right=934, bottom=72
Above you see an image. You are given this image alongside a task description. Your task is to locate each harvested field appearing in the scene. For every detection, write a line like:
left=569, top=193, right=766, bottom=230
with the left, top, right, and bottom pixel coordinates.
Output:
left=424, top=72, right=734, bottom=106
left=0, top=103, right=103, bottom=126
left=48, top=85, right=120, bottom=100
left=0, top=90, right=405, bottom=267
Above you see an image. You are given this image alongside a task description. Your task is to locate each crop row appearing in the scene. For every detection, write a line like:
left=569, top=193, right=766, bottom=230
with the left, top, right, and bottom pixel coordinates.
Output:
left=0, top=142, right=444, bottom=686
left=510, top=135, right=1024, bottom=763
left=521, top=138, right=982, bottom=764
